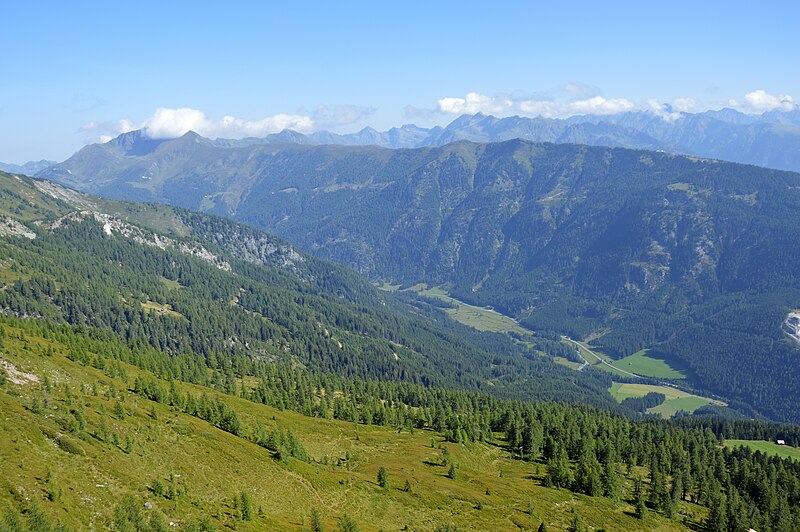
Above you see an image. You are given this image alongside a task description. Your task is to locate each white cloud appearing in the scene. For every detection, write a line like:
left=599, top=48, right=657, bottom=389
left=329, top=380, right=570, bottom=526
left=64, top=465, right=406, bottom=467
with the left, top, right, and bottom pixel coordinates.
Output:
left=142, top=108, right=211, bottom=138
left=82, top=107, right=319, bottom=143
left=437, top=92, right=512, bottom=115
left=84, top=103, right=377, bottom=144
left=143, top=107, right=315, bottom=139
left=728, top=89, right=796, bottom=113
left=431, top=88, right=800, bottom=121
left=117, top=119, right=137, bottom=134
left=524, top=95, right=636, bottom=116
left=671, top=97, right=697, bottom=112
left=645, top=98, right=702, bottom=121
left=646, top=99, right=682, bottom=122
left=80, top=118, right=139, bottom=143
left=436, top=91, right=635, bottom=118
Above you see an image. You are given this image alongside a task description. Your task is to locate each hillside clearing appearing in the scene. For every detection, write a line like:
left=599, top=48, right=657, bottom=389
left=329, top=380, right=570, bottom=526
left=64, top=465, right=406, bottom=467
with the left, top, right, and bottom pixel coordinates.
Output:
left=723, top=440, right=800, bottom=461
left=609, top=382, right=725, bottom=418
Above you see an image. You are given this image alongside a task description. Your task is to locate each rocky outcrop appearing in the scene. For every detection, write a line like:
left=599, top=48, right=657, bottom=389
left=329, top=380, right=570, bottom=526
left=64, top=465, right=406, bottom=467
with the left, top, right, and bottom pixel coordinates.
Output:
left=784, top=311, right=800, bottom=345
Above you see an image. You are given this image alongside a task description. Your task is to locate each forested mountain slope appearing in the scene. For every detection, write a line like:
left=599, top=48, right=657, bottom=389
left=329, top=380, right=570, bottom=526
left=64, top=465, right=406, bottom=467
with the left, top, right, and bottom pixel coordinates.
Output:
left=0, top=170, right=615, bottom=410
left=33, top=138, right=800, bottom=421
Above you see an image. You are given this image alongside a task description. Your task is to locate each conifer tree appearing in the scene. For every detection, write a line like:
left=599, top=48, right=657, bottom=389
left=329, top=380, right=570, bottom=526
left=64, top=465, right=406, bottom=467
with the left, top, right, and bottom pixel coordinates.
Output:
left=566, top=513, right=585, bottom=532
left=545, top=447, right=571, bottom=489
left=704, top=492, right=727, bottom=532
left=240, top=491, right=253, bottom=521
left=601, top=460, right=620, bottom=500
left=338, top=514, right=360, bottom=532
left=310, top=508, right=324, bottom=532
left=634, top=478, right=648, bottom=521
left=649, top=464, right=666, bottom=511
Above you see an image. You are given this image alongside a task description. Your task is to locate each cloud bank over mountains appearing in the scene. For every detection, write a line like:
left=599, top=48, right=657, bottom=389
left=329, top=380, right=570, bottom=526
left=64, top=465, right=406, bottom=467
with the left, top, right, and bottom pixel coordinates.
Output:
left=729, top=89, right=795, bottom=113
left=83, top=105, right=376, bottom=143
left=436, top=92, right=637, bottom=118
left=83, top=88, right=797, bottom=144
left=433, top=88, right=796, bottom=120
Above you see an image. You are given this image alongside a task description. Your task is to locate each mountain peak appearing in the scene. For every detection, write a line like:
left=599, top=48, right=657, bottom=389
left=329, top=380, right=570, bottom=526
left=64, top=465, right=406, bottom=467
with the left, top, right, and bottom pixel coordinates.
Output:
left=105, top=129, right=169, bottom=156
left=445, top=112, right=495, bottom=130
left=180, top=130, right=203, bottom=140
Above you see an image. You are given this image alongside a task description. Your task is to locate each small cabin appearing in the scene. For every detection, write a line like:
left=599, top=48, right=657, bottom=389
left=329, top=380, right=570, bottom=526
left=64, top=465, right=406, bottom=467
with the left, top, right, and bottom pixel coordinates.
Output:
left=777, top=439, right=786, bottom=445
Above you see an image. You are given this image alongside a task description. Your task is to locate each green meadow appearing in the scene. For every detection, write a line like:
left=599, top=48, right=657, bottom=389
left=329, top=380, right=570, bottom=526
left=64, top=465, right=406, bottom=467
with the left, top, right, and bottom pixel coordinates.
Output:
left=723, top=440, right=800, bottom=461
left=609, top=382, right=725, bottom=418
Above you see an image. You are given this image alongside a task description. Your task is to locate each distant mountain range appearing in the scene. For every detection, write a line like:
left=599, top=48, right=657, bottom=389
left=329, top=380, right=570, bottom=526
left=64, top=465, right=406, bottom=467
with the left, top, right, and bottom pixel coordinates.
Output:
left=208, top=108, right=800, bottom=174
left=24, top=105, right=800, bottom=178
left=0, top=159, right=56, bottom=175
left=34, top=132, right=800, bottom=422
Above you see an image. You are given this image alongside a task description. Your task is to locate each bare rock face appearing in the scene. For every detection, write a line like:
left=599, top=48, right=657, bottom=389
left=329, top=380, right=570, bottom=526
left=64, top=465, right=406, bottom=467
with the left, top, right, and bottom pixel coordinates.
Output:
left=0, top=217, right=36, bottom=239
left=47, top=210, right=231, bottom=272
left=784, top=311, right=800, bottom=345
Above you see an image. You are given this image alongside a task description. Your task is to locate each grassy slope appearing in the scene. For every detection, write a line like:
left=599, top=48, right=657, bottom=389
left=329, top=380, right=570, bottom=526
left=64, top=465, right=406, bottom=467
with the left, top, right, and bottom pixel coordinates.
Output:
left=0, top=322, right=698, bottom=531
left=609, top=383, right=726, bottom=418
left=575, top=343, right=686, bottom=380
left=723, top=440, right=800, bottom=461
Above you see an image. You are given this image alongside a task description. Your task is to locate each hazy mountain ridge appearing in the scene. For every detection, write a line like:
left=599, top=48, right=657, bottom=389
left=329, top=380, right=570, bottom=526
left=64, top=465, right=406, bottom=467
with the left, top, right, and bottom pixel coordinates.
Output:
left=35, top=105, right=800, bottom=182
left=0, top=159, right=57, bottom=175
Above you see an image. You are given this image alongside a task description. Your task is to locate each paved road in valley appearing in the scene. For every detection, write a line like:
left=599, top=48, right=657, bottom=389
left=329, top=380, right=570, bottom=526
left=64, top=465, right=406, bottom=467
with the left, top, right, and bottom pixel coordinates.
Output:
left=562, top=337, right=642, bottom=378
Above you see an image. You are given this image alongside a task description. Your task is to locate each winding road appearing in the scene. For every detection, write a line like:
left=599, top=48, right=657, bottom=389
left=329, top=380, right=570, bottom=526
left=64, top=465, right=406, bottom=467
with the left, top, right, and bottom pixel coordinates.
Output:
left=562, top=336, right=642, bottom=378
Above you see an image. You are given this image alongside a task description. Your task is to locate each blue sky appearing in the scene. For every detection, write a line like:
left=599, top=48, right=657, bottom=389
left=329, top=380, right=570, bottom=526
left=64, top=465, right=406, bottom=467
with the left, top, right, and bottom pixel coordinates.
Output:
left=2, top=0, right=799, bottom=163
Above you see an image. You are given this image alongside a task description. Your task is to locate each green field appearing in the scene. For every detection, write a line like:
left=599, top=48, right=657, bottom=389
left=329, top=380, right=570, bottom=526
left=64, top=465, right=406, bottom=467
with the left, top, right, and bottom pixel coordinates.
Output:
left=612, top=349, right=687, bottom=379
left=375, top=281, right=402, bottom=292
left=563, top=339, right=638, bottom=378
left=376, top=282, right=532, bottom=335
left=609, top=382, right=725, bottom=418
left=569, top=342, right=687, bottom=380
left=96, top=198, right=192, bottom=237
left=414, top=286, right=532, bottom=335
left=723, top=440, right=800, bottom=461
